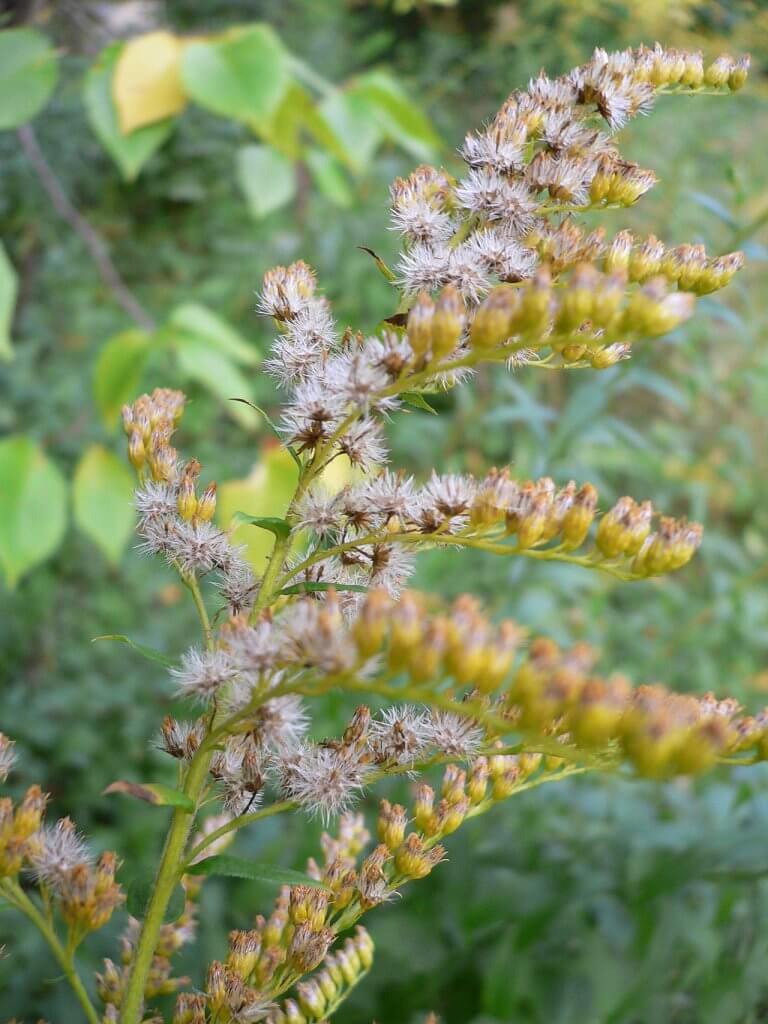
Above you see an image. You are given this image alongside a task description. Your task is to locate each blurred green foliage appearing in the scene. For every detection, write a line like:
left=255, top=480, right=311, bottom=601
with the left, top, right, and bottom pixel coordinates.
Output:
left=2, top=1, right=768, bottom=1021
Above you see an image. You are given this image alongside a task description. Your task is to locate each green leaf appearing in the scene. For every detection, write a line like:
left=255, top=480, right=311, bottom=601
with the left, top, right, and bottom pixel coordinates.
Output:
left=173, top=334, right=259, bottom=430
left=281, top=581, right=368, bottom=595
left=305, top=148, right=353, bottom=208
left=229, top=399, right=302, bottom=469
left=0, top=28, right=58, bottom=130
left=0, top=436, right=67, bottom=588
left=91, top=634, right=175, bottom=668
left=401, top=391, right=438, bottom=414
left=358, top=245, right=396, bottom=283
left=218, top=449, right=299, bottom=572
left=181, top=25, right=289, bottom=125
left=352, top=70, right=440, bottom=160
left=104, top=780, right=195, bottom=811
left=189, top=855, right=329, bottom=888
left=83, top=43, right=174, bottom=181
left=93, top=329, right=150, bottom=428
left=0, top=241, right=18, bottom=361
left=236, top=143, right=297, bottom=219
left=169, top=302, right=258, bottom=366
left=319, top=89, right=383, bottom=174
left=231, top=513, right=292, bottom=539
left=127, top=879, right=186, bottom=921
left=72, top=445, right=135, bottom=565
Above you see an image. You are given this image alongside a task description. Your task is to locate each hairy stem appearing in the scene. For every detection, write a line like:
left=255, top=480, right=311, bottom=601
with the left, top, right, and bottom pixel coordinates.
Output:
left=118, top=743, right=213, bottom=1024
left=1, top=878, right=100, bottom=1024
left=181, top=572, right=213, bottom=651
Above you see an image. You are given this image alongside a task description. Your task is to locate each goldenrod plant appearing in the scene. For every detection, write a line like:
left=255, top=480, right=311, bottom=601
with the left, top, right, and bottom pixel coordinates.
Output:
left=0, top=44, right=759, bottom=1024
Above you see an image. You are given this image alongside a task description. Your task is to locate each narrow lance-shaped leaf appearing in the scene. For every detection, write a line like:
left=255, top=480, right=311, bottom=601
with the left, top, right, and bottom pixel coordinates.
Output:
left=91, top=634, right=176, bottom=669
left=189, top=854, right=329, bottom=889
left=103, top=781, right=195, bottom=812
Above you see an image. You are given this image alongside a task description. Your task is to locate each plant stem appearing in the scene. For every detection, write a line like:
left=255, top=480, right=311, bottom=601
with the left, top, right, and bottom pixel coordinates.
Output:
left=17, top=123, right=156, bottom=333
left=181, top=572, right=213, bottom=651
left=118, top=745, right=212, bottom=1024
left=1, top=879, right=100, bottom=1024
left=183, top=800, right=297, bottom=868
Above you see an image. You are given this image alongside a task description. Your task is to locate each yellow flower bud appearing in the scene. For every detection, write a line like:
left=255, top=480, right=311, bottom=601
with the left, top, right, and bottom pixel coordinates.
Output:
left=431, top=285, right=465, bottom=360
left=470, top=286, right=518, bottom=351
left=561, top=483, right=597, bottom=548
left=177, top=475, right=197, bottom=522
left=407, top=292, right=435, bottom=360
left=704, top=55, right=733, bottom=88
left=127, top=430, right=146, bottom=471
left=196, top=483, right=217, bottom=522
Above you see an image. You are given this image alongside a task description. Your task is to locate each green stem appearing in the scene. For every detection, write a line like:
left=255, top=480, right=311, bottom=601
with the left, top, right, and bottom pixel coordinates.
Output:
left=118, top=745, right=212, bottom=1024
left=1, top=879, right=100, bottom=1024
left=181, top=572, right=213, bottom=651
left=183, top=800, right=297, bottom=869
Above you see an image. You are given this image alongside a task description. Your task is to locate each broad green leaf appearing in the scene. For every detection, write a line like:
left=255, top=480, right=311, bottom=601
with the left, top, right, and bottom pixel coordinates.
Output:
left=169, top=303, right=258, bottom=366
left=104, top=780, right=195, bottom=811
left=0, top=28, right=58, bottom=130
left=189, top=854, right=329, bottom=888
left=91, top=634, right=175, bottom=668
left=84, top=43, right=174, bottom=181
left=305, top=148, right=353, bottom=208
left=173, top=334, right=258, bottom=429
left=236, top=144, right=296, bottom=219
left=113, top=30, right=187, bottom=133
left=231, top=512, right=292, bottom=539
left=0, top=437, right=67, bottom=588
left=260, top=79, right=354, bottom=169
left=127, top=879, right=186, bottom=921
left=0, top=241, right=18, bottom=361
left=217, top=448, right=299, bottom=571
left=319, top=89, right=383, bottom=174
left=181, top=25, right=289, bottom=125
left=281, top=581, right=368, bottom=595
left=72, top=445, right=135, bottom=565
left=93, top=329, right=150, bottom=428
left=352, top=70, right=440, bottom=160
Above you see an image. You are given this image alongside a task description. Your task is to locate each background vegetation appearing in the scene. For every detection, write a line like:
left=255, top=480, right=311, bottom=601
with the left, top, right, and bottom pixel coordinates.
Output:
left=2, top=1, right=768, bottom=1021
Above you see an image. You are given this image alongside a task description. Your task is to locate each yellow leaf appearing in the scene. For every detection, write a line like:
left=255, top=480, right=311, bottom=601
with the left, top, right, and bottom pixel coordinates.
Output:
left=113, top=30, right=187, bottom=134
left=217, top=446, right=366, bottom=573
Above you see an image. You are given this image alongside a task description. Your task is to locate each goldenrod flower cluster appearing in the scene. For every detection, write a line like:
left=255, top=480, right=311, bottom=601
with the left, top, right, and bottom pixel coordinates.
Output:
left=2, top=44, right=756, bottom=1024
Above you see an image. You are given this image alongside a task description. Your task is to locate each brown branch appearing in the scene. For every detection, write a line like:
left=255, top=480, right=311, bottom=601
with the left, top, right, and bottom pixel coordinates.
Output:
left=16, top=123, right=157, bottom=332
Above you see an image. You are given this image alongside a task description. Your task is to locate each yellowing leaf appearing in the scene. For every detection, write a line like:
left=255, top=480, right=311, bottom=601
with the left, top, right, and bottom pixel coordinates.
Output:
left=217, top=447, right=298, bottom=572
left=113, top=30, right=187, bottom=134
left=73, top=445, right=135, bottom=566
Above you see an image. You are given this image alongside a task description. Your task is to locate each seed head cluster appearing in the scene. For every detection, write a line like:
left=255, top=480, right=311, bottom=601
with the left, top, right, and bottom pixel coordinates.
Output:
left=1, top=44, right=754, bottom=1024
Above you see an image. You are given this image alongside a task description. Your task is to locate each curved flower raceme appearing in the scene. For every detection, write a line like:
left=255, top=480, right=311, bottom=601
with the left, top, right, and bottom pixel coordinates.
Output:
left=1, top=44, right=757, bottom=1024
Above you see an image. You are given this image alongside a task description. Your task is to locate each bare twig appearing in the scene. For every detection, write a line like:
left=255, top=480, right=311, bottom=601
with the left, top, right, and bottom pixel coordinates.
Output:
left=16, top=123, right=157, bottom=332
